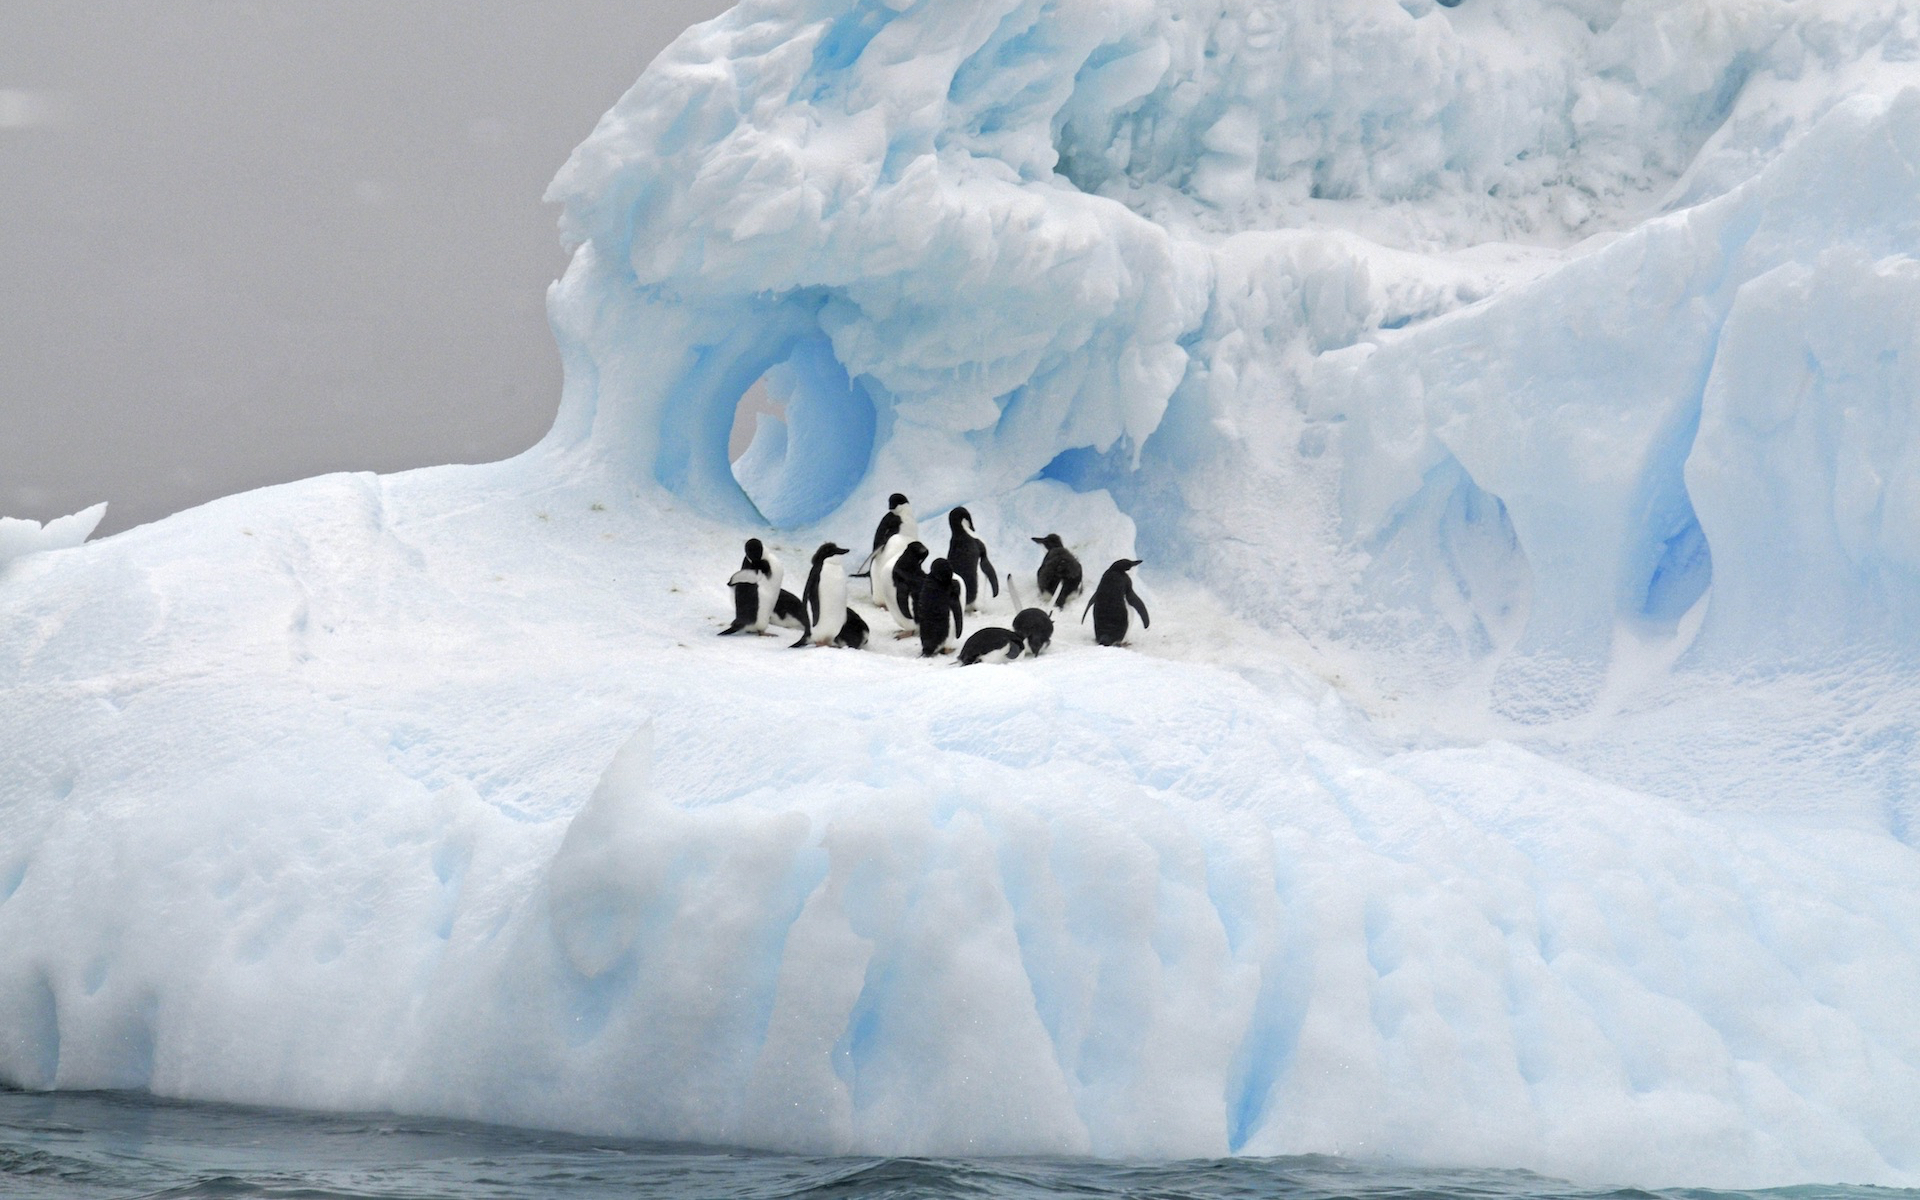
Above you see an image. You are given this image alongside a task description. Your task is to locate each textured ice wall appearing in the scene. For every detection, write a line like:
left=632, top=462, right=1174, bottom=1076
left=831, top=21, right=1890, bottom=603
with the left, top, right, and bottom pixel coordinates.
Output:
left=543, top=0, right=1920, bottom=689
left=1289, top=92, right=1920, bottom=705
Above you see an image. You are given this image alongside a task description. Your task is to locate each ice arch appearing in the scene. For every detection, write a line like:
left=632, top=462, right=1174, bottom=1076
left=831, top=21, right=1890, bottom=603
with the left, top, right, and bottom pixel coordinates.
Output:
left=637, top=296, right=879, bottom=531
left=729, top=335, right=878, bottom=529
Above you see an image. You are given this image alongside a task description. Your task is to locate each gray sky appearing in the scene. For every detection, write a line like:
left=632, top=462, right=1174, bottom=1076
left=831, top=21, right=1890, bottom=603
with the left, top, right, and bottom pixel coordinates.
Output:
left=1, top=1, right=730, bottom=536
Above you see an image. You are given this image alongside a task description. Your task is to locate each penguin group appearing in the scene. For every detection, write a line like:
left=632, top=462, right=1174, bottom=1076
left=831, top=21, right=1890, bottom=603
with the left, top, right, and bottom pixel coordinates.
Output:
left=714, top=493, right=1151, bottom=659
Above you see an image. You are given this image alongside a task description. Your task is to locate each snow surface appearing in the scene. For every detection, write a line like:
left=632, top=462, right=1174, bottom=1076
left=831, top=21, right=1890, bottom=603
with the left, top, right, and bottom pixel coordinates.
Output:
left=7, top=0, right=1920, bottom=1187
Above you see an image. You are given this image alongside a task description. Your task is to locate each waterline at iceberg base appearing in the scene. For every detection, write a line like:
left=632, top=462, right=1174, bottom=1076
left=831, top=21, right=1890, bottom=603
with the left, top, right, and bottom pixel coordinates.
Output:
left=4, top=0, right=1919, bottom=1187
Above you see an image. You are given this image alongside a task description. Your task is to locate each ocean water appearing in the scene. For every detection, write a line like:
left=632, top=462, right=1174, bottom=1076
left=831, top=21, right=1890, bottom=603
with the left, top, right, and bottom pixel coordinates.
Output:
left=1, top=1089, right=1911, bottom=1200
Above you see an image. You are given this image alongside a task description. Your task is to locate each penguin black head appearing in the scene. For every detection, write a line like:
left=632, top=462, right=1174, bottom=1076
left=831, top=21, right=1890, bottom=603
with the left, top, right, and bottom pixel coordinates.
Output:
left=947, top=506, right=973, bottom=533
left=1113, top=558, right=1143, bottom=572
left=813, top=542, right=851, bottom=563
left=1032, top=533, right=1064, bottom=550
left=889, top=493, right=909, bottom=510
left=899, top=540, right=930, bottom=567
left=744, top=538, right=764, bottom=557
left=927, top=557, right=954, bottom=581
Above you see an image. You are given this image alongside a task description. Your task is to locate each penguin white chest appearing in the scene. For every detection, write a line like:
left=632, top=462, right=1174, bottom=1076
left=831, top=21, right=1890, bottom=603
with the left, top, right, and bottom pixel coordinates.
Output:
left=815, top=564, right=848, bottom=641
left=873, top=533, right=909, bottom=609
left=757, top=556, right=785, bottom=626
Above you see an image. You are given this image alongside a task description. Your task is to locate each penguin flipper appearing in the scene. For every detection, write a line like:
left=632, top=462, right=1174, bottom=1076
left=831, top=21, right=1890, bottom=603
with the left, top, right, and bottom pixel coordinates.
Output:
left=1128, top=585, right=1150, bottom=629
left=1081, top=596, right=1095, bottom=624
left=982, top=552, right=999, bottom=598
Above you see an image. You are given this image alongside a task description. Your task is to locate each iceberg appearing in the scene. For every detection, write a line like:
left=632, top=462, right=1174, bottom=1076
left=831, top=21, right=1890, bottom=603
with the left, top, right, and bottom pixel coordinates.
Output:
left=0, top=504, right=106, bottom=570
left=5, top=0, right=1920, bottom=1186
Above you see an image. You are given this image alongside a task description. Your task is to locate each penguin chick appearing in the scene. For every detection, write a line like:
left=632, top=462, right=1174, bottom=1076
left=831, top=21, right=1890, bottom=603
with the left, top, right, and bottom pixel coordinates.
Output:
left=916, top=557, right=964, bottom=657
left=1031, top=534, right=1083, bottom=610
left=946, top=506, right=999, bottom=610
left=1082, top=559, right=1149, bottom=647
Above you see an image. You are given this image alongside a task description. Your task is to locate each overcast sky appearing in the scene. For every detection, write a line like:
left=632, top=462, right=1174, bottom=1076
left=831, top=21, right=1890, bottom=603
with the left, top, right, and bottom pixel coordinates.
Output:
left=1, top=1, right=729, bottom=535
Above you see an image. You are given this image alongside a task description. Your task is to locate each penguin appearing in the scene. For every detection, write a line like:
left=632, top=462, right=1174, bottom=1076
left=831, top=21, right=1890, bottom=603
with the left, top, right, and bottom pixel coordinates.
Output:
left=946, top=506, right=998, bottom=610
left=916, top=557, right=965, bottom=657
left=1082, top=559, right=1149, bottom=647
left=718, top=538, right=775, bottom=635
left=1012, top=607, right=1054, bottom=656
left=1031, top=534, right=1083, bottom=611
left=887, top=541, right=931, bottom=635
left=756, top=545, right=786, bottom=630
left=793, top=542, right=858, bottom=648
left=835, top=606, right=871, bottom=650
left=871, top=531, right=910, bottom=609
left=958, top=626, right=1026, bottom=665
left=854, top=493, right=916, bottom=578
left=770, top=589, right=808, bottom=632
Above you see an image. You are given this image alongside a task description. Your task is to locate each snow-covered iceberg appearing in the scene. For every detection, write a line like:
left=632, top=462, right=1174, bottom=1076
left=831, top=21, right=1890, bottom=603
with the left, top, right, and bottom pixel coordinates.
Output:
left=5, top=0, right=1920, bottom=1187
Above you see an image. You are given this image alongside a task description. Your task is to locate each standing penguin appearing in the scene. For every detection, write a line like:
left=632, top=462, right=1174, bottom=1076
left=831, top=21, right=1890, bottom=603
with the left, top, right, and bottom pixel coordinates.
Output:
left=916, top=557, right=965, bottom=657
left=1082, top=559, right=1149, bottom=647
left=1031, top=534, right=1083, bottom=611
left=855, top=493, right=916, bottom=579
left=946, top=506, right=999, bottom=611
left=719, top=538, right=777, bottom=635
left=887, top=541, right=931, bottom=636
left=793, top=542, right=861, bottom=648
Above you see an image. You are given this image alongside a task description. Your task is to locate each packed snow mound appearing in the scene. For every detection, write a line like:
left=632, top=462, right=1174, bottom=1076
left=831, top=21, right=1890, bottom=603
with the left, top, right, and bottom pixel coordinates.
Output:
left=0, top=504, right=105, bottom=570
left=7, top=0, right=1920, bottom=1187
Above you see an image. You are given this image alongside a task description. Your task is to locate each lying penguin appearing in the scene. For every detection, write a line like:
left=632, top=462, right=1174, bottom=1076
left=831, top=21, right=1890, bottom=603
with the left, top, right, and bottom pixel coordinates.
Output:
left=958, top=607, right=1055, bottom=665
left=1083, top=559, right=1149, bottom=647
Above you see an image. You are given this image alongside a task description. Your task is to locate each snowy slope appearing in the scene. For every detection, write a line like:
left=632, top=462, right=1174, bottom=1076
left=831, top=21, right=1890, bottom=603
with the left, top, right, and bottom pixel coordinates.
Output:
left=6, top=0, right=1920, bottom=1187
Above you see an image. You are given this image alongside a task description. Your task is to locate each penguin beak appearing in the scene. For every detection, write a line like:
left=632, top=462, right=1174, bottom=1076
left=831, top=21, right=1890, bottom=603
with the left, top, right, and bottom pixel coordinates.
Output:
left=1031, top=536, right=1047, bottom=545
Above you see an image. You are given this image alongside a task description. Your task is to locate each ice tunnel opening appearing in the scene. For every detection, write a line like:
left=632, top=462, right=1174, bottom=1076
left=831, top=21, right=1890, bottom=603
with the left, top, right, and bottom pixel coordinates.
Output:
left=727, top=335, right=878, bottom=530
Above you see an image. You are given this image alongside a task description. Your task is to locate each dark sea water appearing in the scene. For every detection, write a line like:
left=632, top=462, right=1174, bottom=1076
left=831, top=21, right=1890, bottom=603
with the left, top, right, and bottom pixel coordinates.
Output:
left=2, top=1088, right=1911, bottom=1200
